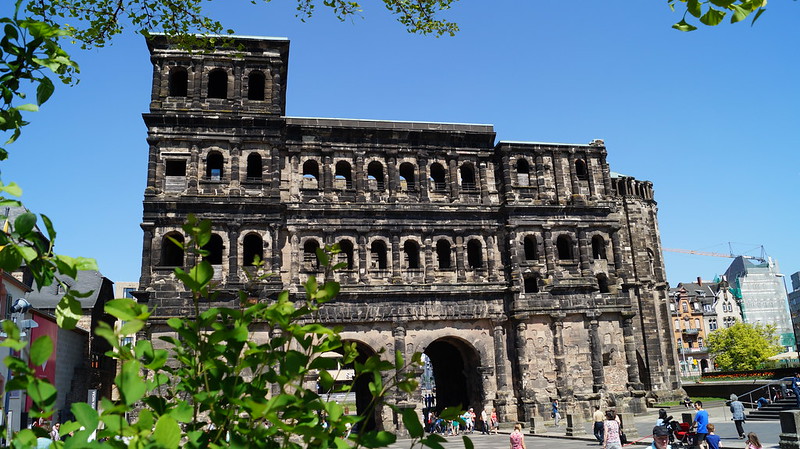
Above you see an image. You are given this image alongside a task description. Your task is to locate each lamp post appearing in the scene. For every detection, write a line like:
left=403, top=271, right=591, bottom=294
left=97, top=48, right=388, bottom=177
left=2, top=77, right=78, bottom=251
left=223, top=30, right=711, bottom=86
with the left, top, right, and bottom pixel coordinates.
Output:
left=3, top=298, right=37, bottom=435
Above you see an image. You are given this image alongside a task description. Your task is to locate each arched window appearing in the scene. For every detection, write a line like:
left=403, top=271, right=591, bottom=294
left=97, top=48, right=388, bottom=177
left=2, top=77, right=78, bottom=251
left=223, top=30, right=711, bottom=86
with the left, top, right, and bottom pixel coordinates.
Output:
left=303, top=160, right=320, bottom=189
left=304, top=240, right=320, bottom=271
left=597, top=273, right=610, bottom=293
left=168, top=67, right=188, bottom=97
left=338, top=240, right=354, bottom=269
left=516, top=158, right=530, bottom=186
left=246, top=153, right=262, bottom=181
left=523, top=235, right=538, bottom=261
left=247, top=70, right=265, bottom=101
left=207, top=68, right=228, bottom=99
left=202, top=234, right=224, bottom=265
left=403, top=240, right=420, bottom=269
left=207, top=151, right=224, bottom=180
left=556, top=234, right=574, bottom=260
left=367, top=161, right=385, bottom=191
left=460, top=163, right=477, bottom=191
left=161, top=233, right=184, bottom=266
left=242, top=233, right=263, bottom=267
left=575, top=159, right=589, bottom=181
left=436, top=240, right=452, bottom=269
left=467, top=239, right=483, bottom=269
left=399, top=162, right=416, bottom=191
left=524, top=275, right=539, bottom=293
left=371, top=240, right=388, bottom=269
left=335, top=161, right=353, bottom=189
left=429, top=163, right=447, bottom=192
left=591, top=235, right=607, bottom=260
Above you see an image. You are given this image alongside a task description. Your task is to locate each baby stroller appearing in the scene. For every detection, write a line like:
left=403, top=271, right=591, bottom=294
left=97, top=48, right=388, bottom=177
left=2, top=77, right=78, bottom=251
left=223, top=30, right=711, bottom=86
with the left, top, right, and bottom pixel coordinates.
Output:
left=669, top=421, right=696, bottom=448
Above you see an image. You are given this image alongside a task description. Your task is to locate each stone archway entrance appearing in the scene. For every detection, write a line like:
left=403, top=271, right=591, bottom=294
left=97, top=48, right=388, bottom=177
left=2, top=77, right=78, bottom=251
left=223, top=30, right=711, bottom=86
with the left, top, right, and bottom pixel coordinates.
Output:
left=424, top=337, right=483, bottom=412
left=344, top=341, right=380, bottom=432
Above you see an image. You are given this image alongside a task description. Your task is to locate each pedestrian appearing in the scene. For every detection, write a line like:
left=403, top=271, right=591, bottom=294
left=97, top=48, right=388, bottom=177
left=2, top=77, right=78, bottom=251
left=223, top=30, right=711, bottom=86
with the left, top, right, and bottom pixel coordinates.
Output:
left=509, top=423, right=526, bottom=449
left=692, top=401, right=709, bottom=449
left=649, top=425, right=670, bottom=449
left=705, top=424, right=720, bottom=449
left=793, top=373, right=800, bottom=408
left=603, top=409, right=622, bottom=449
left=480, top=408, right=489, bottom=434
left=49, top=423, right=61, bottom=441
left=593, top=405, right=605, bottom=444
left=491, top=407, right=499, bottom=434
left=729, top=393, right=745, bottom=439
left=551, top=399, right=561, bottom=427
left=745, top=432, right=762, bottom=449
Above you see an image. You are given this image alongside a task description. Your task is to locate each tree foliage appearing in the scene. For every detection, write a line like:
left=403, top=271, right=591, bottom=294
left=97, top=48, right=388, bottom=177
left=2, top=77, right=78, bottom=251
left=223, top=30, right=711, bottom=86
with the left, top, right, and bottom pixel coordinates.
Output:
left=707, top=321, right=783, bottom=371
left=668, top=0, right=767, bottom=31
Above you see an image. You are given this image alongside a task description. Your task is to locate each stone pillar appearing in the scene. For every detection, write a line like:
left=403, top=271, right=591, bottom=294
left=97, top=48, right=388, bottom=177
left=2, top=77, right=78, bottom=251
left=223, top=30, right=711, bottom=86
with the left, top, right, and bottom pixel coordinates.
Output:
left=486, top=235, right=498, bottom=282
left=418, top=157, right=429, bottom=202
left=618, top=413, right=639, bottom=440
left=270, top=223, right=281, bottom=273
left=611, top=229, right=624, bottom=275
left=565, top=414, right=586, bottom=436
left=289, top=154, right=300, bottom=201
left=289, top=232, right=299, bottom=285
left=232, top=61, right=243, bottom=102
left=578, top=228, right=591, bottom=276
left=188, top=142, right=200, bottom=194
left=358, top=234, right=369, bottom=283
left=455, top=235, right=466, bottom=282
left=567, top=152, right=579, bottom=196
left=355, top=155, right=365, bottom=202
left=543, top=229, right=555, bottom=273
left=423, top=234, right=434, bottom=284
left=228, top=228, right=239, bottom=282
left=586, top=156, right=597, bottom=198
left=622, top=312, right=642, bottom=388
left=448, top=158, right=459, bottom=201
left=391, top=234, right=401, bottom=282
left=780, top=410, right=800, bottom=449
left=393, top=322, right=408, bottom=401
left=191, top=57, right=203, bottom=105
left=145, top=138, right=159, bottom=194
left=551, top=151, right=566, bottom=203
left=139, top=228, right=154, bottom=286
left=387, top=155, right=398, bottom=202
left=322, top=154, right=333, bottom=198
left=492, top=322, right=509, bottom=391
left=600, top=152, right=613, bottom=197
left=550, top=314, right=568, bottom=396
left=534, top=154, right=546, bottom=200
left=588, top=318, right=604, bottom=393
left=230, top=140, right=241, bottom=191
left=478, top=161, right=489, bottom=204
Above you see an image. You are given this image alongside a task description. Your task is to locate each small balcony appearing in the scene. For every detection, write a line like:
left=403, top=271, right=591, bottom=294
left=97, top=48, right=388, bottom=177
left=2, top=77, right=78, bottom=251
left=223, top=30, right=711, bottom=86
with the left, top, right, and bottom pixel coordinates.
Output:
left=681, top=328, right=700, bottom=336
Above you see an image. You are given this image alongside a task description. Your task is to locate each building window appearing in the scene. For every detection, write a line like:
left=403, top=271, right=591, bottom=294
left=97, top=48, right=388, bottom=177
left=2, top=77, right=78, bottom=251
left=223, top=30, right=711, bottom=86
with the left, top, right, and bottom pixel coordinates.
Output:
left=682, top=302, right=688, bottom=313
left=429, top=163, right=447, bottom=192
left=516, top=158, right=530, bottom=186
left=303, top=160, right=320, bottom=189
left=524, top=275, right=539, bottom=293
left=709, top=319, right=717, bottom=331
left=208, top=68, right=228, bottom=99
left=247, top=70, right=266, bottom=101
left=367, top=161, right=385, bottom=191
left=575, top=159, right=589, bottom=181
left=556, top=234, right=574, bottom=260
left=436, top=240, right=452, bottom=269
left=466, top=239, right=483, bottom=269
left=202, top=234, right=224, bottom=265
left=304, top=240, right=320, bottom=271
left=399, top=162, right=416, bottom=191
left=168, top=67, right=188, bottom=97
left=597, top=274, right=610, bottom=293
left=334, top=161, right=353, bottom=190
left=591, top=235, right=606, bottom=260
left=246, top=153, right=262, bottom=181
left=161, top=233, right=184, bottom=267
left=403, top=240, right=421, bottom=269
left=460, top=163, right=477, bottom=191
left=206, top=151, right=224, bottom=180
left=371, top=240, right=388, bottom=269
left=338, top=240, right=354, bottom=269
left=674, top=319, right=680, bottom=329
left=242, top=233, right=263, bottom=267
left=523, top=235, right=538, bottom=261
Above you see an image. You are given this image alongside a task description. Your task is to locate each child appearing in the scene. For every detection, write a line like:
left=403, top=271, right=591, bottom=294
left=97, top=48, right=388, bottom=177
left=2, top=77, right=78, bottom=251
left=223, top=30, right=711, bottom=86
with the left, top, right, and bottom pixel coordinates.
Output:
left=745, top=432, right=762, bottom=449
left=706, top=424, right=720, bottom=449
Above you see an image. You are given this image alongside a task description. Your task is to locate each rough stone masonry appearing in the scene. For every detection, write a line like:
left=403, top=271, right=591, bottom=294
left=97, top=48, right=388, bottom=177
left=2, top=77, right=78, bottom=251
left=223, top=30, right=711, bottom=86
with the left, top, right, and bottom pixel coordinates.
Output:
left=135, top=34, right=680, bottom=433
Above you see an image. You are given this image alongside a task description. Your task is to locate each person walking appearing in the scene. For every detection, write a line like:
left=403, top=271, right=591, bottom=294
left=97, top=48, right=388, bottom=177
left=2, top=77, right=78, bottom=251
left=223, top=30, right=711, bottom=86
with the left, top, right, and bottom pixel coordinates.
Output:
left=480, top=408, right=489, bottom=434
left=593, top=405, right=605, bottom=444
left=551, top=399, right=561, bottom=427
left=490, top=407, right=499, bottom=434
left=603, top=410, right=622, bottom=449
left=745, top=432, right=763, bottom=449
left=692, top=401, right=709, bottom=449
left=729, top=393, right=746, bottom=438
left=509, top=423, right=526, bottom=449
left=793, top=373, right=800, bottom=408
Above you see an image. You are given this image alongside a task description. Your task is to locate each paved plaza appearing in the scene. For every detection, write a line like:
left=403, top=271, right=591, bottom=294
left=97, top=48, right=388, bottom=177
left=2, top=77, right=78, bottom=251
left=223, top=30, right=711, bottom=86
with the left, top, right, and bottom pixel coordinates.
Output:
left=387, top=404, right=785, bottom=448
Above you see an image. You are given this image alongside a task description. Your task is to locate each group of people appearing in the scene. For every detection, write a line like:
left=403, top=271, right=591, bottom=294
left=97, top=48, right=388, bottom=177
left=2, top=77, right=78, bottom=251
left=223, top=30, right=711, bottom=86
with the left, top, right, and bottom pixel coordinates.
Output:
left=426, top=407, right=499, bottom=435
left=683, top=399, right=762, bottom=449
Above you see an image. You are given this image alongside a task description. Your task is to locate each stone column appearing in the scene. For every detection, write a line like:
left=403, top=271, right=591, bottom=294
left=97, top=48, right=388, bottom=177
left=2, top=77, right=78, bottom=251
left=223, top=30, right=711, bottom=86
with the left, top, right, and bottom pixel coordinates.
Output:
left=145, top=138, right=159, bottom=194
left=588, top=317, right=604, bottom=393
left=478, top=161, right=489, bottom=204
left=586, top=156, right=597, bottom=198
left=139, top=228, right=154, bottom=286
left=567, top=152, right=579, bottom=196
left=578, top=228, right=591, bottom=276
left=534, top=154, right=546, bottom=200
left=191, top=57, right=203, bottom=106
left=387, top=155, right=398, bottom=202
left=270, top=150, right=281, bottom=196
left=418, top=157, right=429, bottom=201
left=232, top=61, right=243, bottom=102
left=355, top=155, right=365, bottom=202
left=486, top=235, right=497, bottom=282
left=358, top=234, right=369, bottom=283
left=550, top=314, right=568, bottom=396
left=492, top=322, right=509, bottom=391
left=391, top=234, right=401, bottom=282
left=543, top=229, right=555, bottom=272
left=270, top=223, right=281, bottom=273
left=322, top=154, right=333, bottom=198
left=448, top=158, right=459, bottom=201
left=393, top=322, right=408, bottom=400
left=621, top=312, right=642, bottom=388
left=228, top=228, right=239, bottom=283
left=600, top=152, right=613, bottom=197
left=423, top=234, right=434, bottom=283
left=611, top=229, right=624, bottom=275
left=455, top=235, right=466, bottom=282
left=551, top=151, right=566, bottom=203
left=188, top=142, right=200, bottom=194
left=289, top=154, right=300, bottom=200
left=230, top=140, right=241, bottom=191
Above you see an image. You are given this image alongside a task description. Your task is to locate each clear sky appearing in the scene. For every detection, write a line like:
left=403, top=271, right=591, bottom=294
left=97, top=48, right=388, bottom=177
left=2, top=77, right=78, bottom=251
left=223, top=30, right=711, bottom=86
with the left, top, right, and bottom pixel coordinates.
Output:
left=2, top=1, right=798, bottom=288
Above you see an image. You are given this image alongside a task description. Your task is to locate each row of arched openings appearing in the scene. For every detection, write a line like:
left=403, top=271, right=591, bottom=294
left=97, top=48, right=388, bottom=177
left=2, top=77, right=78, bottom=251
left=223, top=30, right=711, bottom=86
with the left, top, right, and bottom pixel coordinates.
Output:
left=161, top=233, right=265, bottom=267
left=521, top=234, right=608, bottom=261
left=515, top=157, right=590, bottom=186
left=168, top=67, right=267, bottom=101
left=302, top=159, right=477, bottom=192
left=302, top=238, right=486, bottom=271
left=196, top=151, right=264, bottom=181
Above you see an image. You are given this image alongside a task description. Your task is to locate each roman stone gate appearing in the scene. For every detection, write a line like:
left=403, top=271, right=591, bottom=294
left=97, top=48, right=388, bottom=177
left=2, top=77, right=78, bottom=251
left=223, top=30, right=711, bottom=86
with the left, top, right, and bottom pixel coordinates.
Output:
left=137, top=34, right=680, bottom=432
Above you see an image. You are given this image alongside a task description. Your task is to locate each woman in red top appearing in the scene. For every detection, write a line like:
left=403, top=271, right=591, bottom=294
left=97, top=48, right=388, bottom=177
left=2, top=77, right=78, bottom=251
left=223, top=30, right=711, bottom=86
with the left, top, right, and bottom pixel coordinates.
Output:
left=509, top=423, right=526, bottom=449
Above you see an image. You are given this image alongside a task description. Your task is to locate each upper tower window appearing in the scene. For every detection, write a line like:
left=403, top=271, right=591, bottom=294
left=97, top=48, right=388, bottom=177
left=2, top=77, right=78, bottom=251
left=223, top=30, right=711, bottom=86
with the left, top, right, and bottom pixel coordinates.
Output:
left=303, top=160, right=320, bottom=189
left=436, top=240, right=452, bottom=269
left=460, top=163, right=477, bottom=191
left=367, top=161, right=385, bottom=191
left=523, top=235, right=538, bottom=261
left=575, top=159, right=589, bottom=181
left=430, top=163, right=447, bottom=192
left=592, top=235, right=607, bottom=260
left=467, top=239, right=483, bottom=269
left=247, top=70, right=266, bottom=101
left=404, top=240, right=421, bottom=269
left=338, top=240, right=354, bottom=269
left=556, top=234, right=574, bottom=260
left=161, top=233, right=184, bottom=267
left=371, top=240, right=388, bottom=269
left=168, top=67, right=188, bottom=97
left=208, top=68, right=228, bottom=99
left=304, top=240, right=320, bottom=271
left=516, top=158, right=530, bottom=186
left=246, top=153, right=262, bottom=181
left=202, top=234, right=224, bottom=265
left=399, top=162, right=416, bottom=191
left=242, top=233, right=263, bottom=267
left=335, top=161, right=353, bottom=189
left=206, top=151, right=224, bottom=180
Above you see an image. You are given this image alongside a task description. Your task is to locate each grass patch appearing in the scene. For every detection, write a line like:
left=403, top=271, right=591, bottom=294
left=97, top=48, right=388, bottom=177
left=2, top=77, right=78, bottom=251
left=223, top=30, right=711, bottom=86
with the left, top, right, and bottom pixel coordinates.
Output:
left=654, top=397, right=726, bottom=407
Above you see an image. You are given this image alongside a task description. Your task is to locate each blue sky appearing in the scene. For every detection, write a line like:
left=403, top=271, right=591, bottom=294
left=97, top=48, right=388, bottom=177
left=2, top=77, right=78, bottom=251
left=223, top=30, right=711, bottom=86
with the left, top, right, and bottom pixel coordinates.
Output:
left=2, top=1, right=798, bottom=287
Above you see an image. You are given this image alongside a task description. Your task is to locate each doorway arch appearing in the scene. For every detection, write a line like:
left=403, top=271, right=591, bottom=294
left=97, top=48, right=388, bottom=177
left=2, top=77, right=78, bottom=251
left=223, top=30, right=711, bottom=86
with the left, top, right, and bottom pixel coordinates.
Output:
left=424, top=337, right=483, bottom=412
left=339, top=340, right=381, bottom=432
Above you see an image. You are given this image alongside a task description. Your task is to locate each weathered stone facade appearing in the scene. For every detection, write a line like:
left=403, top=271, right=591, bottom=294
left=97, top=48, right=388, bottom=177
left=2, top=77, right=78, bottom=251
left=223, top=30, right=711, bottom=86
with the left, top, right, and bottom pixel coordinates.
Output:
left=137, top=34, right=679, bottom=431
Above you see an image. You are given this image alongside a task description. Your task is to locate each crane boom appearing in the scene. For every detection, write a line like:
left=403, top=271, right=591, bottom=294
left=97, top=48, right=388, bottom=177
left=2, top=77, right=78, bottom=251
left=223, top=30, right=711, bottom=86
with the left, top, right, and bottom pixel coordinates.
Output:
left=663, top=248, right=765, bottom=263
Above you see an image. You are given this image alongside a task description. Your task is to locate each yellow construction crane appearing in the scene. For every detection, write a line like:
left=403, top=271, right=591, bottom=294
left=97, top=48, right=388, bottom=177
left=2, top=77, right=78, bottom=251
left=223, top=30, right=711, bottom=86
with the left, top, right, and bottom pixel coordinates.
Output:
left=663, top=246, right=766, bottom=263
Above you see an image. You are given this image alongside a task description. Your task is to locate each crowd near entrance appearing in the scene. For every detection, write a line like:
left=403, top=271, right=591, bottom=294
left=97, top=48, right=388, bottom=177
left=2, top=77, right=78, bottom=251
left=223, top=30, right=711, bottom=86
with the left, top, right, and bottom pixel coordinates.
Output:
left=423, top=338, right=483, bottom=412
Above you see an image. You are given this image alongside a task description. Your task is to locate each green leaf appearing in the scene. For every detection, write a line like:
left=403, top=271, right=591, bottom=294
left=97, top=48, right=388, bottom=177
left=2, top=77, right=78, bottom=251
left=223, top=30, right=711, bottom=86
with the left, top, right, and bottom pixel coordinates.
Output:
left=1, top=182, right=22, bottom=197
left=36, top=76, right=54, bottom=105
left=463, top=435, right=475, bottom=449
left=359, top=430, right=396, bottom=448
left=0, top=246, right=22, bottom=271
left=119, top=319, right=144, bottom=336
left=15, top=104, right=39, bottom=112
left=27, top=378, right=57, bottom=408
left=116, top=360, right=146, bottom=405
left=71, top=402, right=99, bottom=431
left=13, top=212, right=36, bottom=236
left=169, top=401, right=193, bottom=422
left=672, top=19, right=698, bottom=31
left=700, top=8, right=726, bottom=26
left=750, top=7, right=766, bottom=25
left=55, top=295, right=82, bottom=330
left=29, top=335, right=53, bottom=367
left=730, top=4, right=748, bottom=22
left=104, top=298, right=140, bottom=321
left=401, top=407, right=423, bottom=438
left=687, top=0, right=702, bottom=18
left=153, top=415, right=181, bottom=449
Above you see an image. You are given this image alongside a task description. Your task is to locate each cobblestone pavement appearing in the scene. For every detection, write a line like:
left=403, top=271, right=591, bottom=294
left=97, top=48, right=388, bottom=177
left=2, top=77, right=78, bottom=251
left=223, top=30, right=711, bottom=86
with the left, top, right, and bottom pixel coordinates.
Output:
left=387, top=405, right=785, bottom=449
